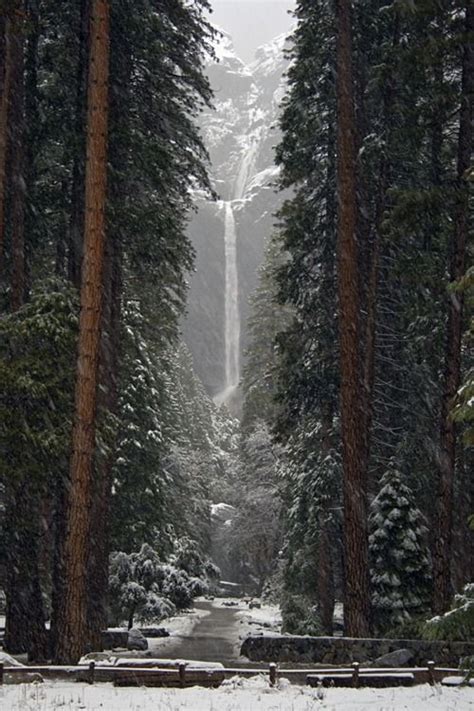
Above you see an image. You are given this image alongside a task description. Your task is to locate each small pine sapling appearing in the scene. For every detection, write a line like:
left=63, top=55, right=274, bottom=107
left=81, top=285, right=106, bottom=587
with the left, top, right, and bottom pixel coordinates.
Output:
left=369, top=464, right=432, bottom=633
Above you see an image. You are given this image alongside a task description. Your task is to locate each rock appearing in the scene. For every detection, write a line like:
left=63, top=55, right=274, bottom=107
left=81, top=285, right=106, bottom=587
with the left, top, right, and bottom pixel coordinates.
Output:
left=374, top=648, right=415, bottom=667
left=0, top=655, right=43, bottom=684
left=79, top=652, right=116, bottom=665
left=0, top=651, right=24, bottom=667
left=138, top=627, right=170, bottom=638
left=127, top=628, right=148, bottom=651
left=102, top=628, right=129, bottom=649
left=249, top=601, right=261, bottom=609
left=5, top=672, right=43, bottom=684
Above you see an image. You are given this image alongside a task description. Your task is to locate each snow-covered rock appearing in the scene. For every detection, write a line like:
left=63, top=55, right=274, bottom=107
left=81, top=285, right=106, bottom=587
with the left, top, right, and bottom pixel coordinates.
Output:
left=79, top=652, right=116, bottom=665
left=102, top=628, right=129, bottom=649
left=373, top=648, right=415, bottom=667
left=127, top=627, right=148, bottom=651
left=0, top=651, right=43, bottom=684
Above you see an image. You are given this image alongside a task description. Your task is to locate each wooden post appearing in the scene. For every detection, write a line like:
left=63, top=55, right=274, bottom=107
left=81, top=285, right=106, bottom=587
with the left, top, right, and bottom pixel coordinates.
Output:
left=269, top=662, right=277, bottom=687
left=352, top=662, right=360, bottom=688
left=427, top=660, right=436, bottom=685
left=88, top=661, right=95, bottom=684
left=178, top=662, right=186, bottom=688
left=0, top=662, right=3, bottom=685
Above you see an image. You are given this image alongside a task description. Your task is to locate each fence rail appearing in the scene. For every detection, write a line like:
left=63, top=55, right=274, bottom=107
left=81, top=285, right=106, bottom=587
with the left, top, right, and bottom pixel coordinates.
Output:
left=0, top=660, right=460, bottom=688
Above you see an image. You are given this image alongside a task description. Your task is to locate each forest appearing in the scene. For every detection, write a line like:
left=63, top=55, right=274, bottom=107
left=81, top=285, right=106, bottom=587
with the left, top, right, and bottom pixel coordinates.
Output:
left=0, top=0, right=473, bottom=670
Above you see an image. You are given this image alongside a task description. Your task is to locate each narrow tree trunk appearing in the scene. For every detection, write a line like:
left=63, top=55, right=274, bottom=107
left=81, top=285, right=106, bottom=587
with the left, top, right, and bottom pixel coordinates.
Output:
left=3, top=483, right=48, bottom=661
left=49, top=470, right=68, bottom=656
left=433, top=3, right=474, bottom=614
left=318, top=513, right=335, bottom=635
left=54, top=0, right=110, bottom=664
left=336, top=0, right=370, bottom=637
left=9, top=7, right=26, bottom=310
left=316, top=411, right=335, bottom=635
left=2, top=3, right=47, bottom=662
left=23, top=0, right=40, bottom=294
left=67, top=0, right=90, bottom=288
left=0, top=13, right=12, bottom=279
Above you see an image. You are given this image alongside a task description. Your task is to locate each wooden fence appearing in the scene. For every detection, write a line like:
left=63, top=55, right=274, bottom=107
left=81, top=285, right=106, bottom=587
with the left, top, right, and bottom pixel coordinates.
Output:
left=0, top=660, right=460, bottom=688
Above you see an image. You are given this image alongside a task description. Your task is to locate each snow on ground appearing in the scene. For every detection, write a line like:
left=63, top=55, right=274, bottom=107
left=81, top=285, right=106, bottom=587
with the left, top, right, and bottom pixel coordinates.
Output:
left=1, top=676, right=473, bottom=711
left=234, top=599, right=282, bottom=643
left=163, top=605, right=211, bottom=638
left=113, top=605, right=211, bottom=659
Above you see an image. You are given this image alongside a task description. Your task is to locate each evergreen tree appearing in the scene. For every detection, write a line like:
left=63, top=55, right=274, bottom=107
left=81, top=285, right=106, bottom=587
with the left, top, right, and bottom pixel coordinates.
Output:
left=369, top=464, right=432, bottom=633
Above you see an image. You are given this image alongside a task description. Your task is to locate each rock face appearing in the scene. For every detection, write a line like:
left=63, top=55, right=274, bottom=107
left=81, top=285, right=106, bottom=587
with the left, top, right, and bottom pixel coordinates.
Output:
left=183, top=29, right=290, bottom=406
left=127, top=628, right=148, bottom=651
left=240, top=635, right=474, bottom=667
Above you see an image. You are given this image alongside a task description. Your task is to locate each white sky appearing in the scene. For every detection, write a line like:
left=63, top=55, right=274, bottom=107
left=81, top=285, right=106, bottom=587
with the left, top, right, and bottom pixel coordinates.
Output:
left=208, top=0, right=295, bottom=62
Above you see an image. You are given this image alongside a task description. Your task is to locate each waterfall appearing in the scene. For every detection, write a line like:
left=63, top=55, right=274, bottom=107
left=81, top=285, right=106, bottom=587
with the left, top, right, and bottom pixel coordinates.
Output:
left=223, top=202, right=240, bottom=390
left=215, top=139, right=258, bottom=407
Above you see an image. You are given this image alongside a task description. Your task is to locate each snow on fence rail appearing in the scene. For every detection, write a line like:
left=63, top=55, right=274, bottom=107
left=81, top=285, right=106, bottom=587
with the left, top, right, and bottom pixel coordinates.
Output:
left=0, top=660, right=460, bottom=688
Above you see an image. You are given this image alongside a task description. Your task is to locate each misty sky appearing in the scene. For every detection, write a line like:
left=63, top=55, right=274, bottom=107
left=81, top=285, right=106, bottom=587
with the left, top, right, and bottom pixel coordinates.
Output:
left=209, top=0, right=295, bottom=63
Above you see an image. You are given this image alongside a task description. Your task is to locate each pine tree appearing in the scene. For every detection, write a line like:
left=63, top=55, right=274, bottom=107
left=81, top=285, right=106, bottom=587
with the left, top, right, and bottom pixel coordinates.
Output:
left=335, top=0, right=370, bottom=636
left=55, top=0, right=111, bottom=664
left=369, top=465, right=432, bottom=633
left=433, top=1, right=474, bottom=615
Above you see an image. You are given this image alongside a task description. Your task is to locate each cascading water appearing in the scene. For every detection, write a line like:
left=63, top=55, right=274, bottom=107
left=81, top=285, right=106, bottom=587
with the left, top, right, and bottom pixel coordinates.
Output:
left=214, top=137, right=260, bottom=407
left=223, top=201, right=240, bottom=392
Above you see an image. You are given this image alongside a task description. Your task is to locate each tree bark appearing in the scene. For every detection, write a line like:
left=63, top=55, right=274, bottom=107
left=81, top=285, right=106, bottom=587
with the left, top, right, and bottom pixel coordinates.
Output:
left=336, top=0, right=370, bottom=637
left=85, top=10, right=130, bottom=646
left=3, top=482, right=48, bottom=661
left=86, top=234, right=121, bottom=649
left=433, top=3, right=474, bottom=615
left=54, top=0, right=110, bottom=664
left=67, top=0, right=90, bottom=288
left=0, top=12, right=12, bottom=280
left=9, top=5, right=25, bottom=311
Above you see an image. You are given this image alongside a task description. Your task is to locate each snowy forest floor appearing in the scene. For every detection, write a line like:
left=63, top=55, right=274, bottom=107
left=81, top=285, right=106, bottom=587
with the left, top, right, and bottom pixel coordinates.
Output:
left=2, top=600, right=473, bottom=709
left=2, top=675, right=473, bottom=710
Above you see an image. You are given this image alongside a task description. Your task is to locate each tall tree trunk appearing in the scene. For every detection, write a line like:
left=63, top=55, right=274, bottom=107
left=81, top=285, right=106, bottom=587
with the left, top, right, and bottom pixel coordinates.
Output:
left=85, top=10, right=131, bottom=646
left=335, top=0, right=370, bottom=637
left=67, top=0, right=90, bottom=288
left=86, top=235, right=121, bottom=649
left=433, top=3, right=474, bottom=614
left=9, top=5, right=25, bottom=310
left=54, top=0, right=110, bottom=664
left=0, top=12, right=12, bottom=279
left=3, top=482, right=48, bottom=661
left=2, top=3, right=48, bottom=662
left=317, top=410, right=335, bottom=637
left=23, top=0, right=39, bottom=294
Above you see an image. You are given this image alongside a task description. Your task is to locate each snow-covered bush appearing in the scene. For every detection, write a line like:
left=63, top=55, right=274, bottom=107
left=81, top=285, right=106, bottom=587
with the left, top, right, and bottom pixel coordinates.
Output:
left=172, top=536, right=209, bottom=578
left=161, top=565, right=193, bottom=609
left=109, top=540, right=219, bottom=627
left=369, top=465, right=432, bottom=632
left=109, top=545, right=176, bottom=628
left=424, top=583, right=474, bottom=642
